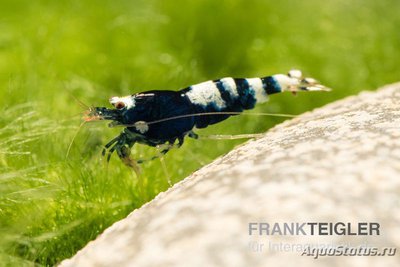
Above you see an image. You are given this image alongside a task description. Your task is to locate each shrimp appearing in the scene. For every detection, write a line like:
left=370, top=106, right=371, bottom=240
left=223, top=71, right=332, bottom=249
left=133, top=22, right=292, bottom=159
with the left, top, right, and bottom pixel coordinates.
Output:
left=84, top=70, right=330, bottom=173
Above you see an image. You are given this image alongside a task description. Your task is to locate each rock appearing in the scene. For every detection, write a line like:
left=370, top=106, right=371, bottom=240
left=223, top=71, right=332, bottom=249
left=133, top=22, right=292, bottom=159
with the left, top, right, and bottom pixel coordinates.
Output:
left=59, top=83, right=400, bottom=267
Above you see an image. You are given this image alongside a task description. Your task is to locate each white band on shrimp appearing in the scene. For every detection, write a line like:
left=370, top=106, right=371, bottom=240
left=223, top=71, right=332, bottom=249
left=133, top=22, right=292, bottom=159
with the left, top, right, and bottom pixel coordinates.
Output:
left=109, top=96, right=136, bottom=109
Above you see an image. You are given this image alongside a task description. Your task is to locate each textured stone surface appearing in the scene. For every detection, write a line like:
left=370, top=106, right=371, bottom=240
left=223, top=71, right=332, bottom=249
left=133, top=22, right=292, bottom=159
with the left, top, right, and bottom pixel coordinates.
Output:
left=60, top=83, right=400, bottom=267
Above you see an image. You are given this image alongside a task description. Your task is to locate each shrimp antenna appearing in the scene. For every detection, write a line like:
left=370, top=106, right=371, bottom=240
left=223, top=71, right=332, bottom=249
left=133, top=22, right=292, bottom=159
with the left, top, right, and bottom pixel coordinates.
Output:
left=198, top=133, right=265, bottom=140
left=66, top=120, right=87, bottom=159
left=116, top=111, right=297, bottom=128
left=149, top=111, right=295, bottom=125
left=68, top=92, right=90, bottom=110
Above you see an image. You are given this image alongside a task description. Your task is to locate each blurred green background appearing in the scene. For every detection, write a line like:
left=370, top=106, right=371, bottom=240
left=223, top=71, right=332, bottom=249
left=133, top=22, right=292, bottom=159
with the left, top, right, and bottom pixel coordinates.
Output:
left=0, top=0, right=399, bottom=265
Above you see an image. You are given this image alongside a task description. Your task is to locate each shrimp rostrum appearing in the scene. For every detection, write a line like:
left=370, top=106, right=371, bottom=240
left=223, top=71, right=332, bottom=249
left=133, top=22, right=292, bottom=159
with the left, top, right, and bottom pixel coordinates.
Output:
left=84, top=70, right=329, bottom=171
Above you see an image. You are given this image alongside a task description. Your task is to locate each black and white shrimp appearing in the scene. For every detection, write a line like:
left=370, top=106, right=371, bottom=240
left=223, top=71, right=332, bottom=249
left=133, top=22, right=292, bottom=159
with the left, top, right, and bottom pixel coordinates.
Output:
left=84, top=69, right=329, bottom=172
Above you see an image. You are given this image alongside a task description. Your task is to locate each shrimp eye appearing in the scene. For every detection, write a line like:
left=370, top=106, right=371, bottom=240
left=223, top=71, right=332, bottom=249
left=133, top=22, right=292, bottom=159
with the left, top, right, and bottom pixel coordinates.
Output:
left=115, top=102, right=125, bottom=109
